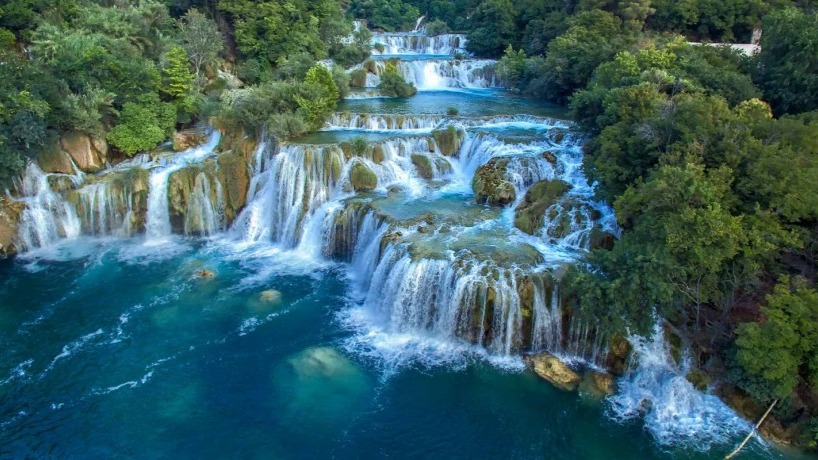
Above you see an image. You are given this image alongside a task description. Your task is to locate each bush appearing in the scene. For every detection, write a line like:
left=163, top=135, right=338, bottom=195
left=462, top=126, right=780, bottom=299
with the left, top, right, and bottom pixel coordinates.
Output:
left=349, top=68, right=368, bottom=88
left=107, top=93, right=175, bottom=156
left=424, top=19, right=450, bottom=36
left=447, top=107, right=459, bottom=116
left=377, top=62, right=416, bottom=98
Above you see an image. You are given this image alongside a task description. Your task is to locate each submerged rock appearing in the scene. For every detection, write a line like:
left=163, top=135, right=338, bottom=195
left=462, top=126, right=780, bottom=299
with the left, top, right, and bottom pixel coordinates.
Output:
left=260, top=289, right=282, bottom=304
left=349, top=162, right=378, bottom=192
left=195, top=269, right=215, bottom=279
left=514, top=179, right=572, bottom=235
left=527, top=353, right=581, bottom=391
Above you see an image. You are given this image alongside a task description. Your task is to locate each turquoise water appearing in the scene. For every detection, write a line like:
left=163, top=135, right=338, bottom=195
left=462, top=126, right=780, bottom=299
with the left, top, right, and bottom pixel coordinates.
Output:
left=0, top=238, right=794, bottom=459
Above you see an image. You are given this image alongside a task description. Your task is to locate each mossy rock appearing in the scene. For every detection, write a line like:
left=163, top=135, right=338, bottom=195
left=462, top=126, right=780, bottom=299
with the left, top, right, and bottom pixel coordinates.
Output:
left=372, top=145, right=386, bottom=164
left=411, top=154, right=434, bottom=179
left=527, top=353, right=581, bottom=391
left=514, top=179, right=572, bottom=234
left=472, top=157, right=516, bottom=206
left=349, top=162, right=378, bottom=192
left=37, top=147, right=75, bottom=175
left=432, top=126, right=465, bottom=156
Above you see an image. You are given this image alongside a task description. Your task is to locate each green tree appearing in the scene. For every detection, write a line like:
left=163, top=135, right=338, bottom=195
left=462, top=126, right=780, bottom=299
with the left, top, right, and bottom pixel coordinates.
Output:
left=178, top=9, right=223, bottom=89
left=377, top=62, right=417, bottom=97
left=295, top=65, right=340, bottom=127
left=465, top=0, right=518, bottom=57
left=755, top=8, right=818, bottom=115
left=736, top=276, right=818, bottom=401
left=107, top=93, right=175, bottom=156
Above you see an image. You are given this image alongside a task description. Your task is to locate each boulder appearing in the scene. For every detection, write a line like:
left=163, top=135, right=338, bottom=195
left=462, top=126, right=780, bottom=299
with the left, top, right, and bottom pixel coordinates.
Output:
left=528, top=353, right=581, bottom=391
left=372, top=145, right=386, bottom=164
left=606, top=335, right=632, bottom=376
left=588, top=228, right=616, bottom=251
left=37, top=148, right=75, bottom=175
left=432, top=126, right=465, bottom=156
left=60, top=131, right=106, bottom=172
left=195, top=269, right=215, bottom=279
left=514, top=179, right=572, bottom=234
left=349, top=162, right=378, bottom=192
left=172, top=129, right=208, bottom=152
left=472, top=158, right=517, bottom=206
left=541, top=151, right=558, bottom=165
left=588, top=370, right=616, bottom=396
left=411, top=154, right=434, bottom=179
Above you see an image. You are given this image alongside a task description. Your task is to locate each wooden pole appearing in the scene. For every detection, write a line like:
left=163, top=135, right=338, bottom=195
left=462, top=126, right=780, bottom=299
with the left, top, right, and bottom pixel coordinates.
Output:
left=725, top=399, right=778, bottom=459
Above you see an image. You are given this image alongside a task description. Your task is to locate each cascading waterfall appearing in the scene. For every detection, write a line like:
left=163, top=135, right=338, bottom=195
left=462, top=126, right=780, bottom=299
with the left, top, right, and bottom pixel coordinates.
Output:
left=145, top=132, right=220, bottom=240
left=608, top=323, right=752, bottom=449
left=371, top=33, right=469, bottom=56
left=324, top=113, right=445, bottom=131
left=361, top=59, right=497, bottom=90
left=16, top=163, right=82, bottom=250
left=76, top=181, right=134, bottom=237
left=184, top=172, right=225, bottom=236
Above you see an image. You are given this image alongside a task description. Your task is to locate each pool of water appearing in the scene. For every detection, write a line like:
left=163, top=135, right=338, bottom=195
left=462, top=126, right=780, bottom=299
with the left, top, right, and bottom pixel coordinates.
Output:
left=0, top=238, right=794, bottom=459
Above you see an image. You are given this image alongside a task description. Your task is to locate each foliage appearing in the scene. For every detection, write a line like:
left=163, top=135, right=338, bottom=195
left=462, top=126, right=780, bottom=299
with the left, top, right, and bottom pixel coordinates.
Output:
left=349, top=0, right=420, bottom=32
left=178, top=9, right=223, bottom=89
left=465, top=0, right=518, bottom=57
left=295, top=65, right=340, bottom=128
left=735, top=276, right=818, bottom=401
left=106, top=93, right=176, bottom=156
left=755, top=8, right=818, bottom=116
left=377, top=62, right=417, bottom=97
left=423, top=19, right=450, bottom=35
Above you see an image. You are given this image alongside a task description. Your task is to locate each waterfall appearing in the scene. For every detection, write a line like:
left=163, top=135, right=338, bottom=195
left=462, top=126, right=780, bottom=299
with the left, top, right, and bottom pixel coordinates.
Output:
left=360, top=59, right=497, bottom=90
left=371, top=33, right=469, bottom=56
left=608, top=323, right=752, bottom=450
left=76, top=181, right=133, bottom=237
left=17, top=163, right=82, bottom=250
left=144, top=132, right=220, bottom=241
left=184, top=172, right=225, bottom=236
left=324, top=113, right=445, bottom=131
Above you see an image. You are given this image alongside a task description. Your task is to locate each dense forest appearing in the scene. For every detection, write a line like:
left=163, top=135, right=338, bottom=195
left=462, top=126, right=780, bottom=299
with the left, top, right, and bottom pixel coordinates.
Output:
left=2, top=0, right=817, bottom=449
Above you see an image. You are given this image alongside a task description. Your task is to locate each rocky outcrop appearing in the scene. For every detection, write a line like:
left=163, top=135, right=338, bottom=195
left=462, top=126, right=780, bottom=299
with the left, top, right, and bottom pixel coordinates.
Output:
left=514, top=179, right=572, bottom=234
left=606, top=335, right=632, bottom=376
left=472, top=157, right=516, bottom=206
left=0, top=198, right=23, bottom=258
left=411, top=154, right=434, bottom=179
left=527, top=353, right=581, bottom=391
left=167, top=151, right=249, bottom=234
left=37, top=148, right=76, bottom=175
left=60, top=131, right=107, bottom=172
left=172, top=129, right=208, bottom=152
left=588, top=228, right=616, bottom=251
left=432, top=126, right=465, bottom=156
left=349, top=162, right=378, bottom=192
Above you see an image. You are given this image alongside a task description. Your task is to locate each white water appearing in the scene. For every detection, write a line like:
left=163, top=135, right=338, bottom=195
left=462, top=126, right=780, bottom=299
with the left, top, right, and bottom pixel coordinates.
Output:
left=145, top=132, right=220, bottom=241
left=609, top=323, right=755, bottom=450
left=371, top=33, right=469, bottom=56
left=358, top=59, right=497, bottom=90
left=17, top=164, right=82, bottom=250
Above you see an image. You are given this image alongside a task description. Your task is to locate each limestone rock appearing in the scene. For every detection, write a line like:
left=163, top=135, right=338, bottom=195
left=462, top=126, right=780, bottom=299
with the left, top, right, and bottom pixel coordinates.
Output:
left=541, top=151, right=558, bottom=165
left=60, top=131, right=106, bottom=172
left=0, top=198, right=22, bottom=258
left=472, top=158, right=517, bottom=206
left=260, top=289, right=282, bottom=304
left=37, top=148, right=75, bottom=175
left=588, top=370, right=616, bottom=395
left=528, top=353, right=581, bottom=391
left=411, top=154, right=434, bottom=179
left=195, top=269, right=215, bottom=279
left=606, top=335, right=632, bottom=376
left=172, top=129, right=208, bottom=152
left=349, top=162, right=378, bottom=192
left=432, top=126, right=465, bottom=156
left=514, top=179, right=572, bottom=234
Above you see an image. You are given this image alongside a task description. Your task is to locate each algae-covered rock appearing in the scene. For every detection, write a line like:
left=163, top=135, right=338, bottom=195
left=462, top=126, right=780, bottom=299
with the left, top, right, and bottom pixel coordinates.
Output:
left=541, top=151, right=558, bottom=165
left=527, top=353, right=581, bottom=391
left=588, top=370, right=616, bottom=395
left=411, top=154, right=434, bottom=179
left=372, top=144, right=386, bottom=164
left=216, top=152, right=249, bottom=222
left=472, top=157, right=516, bottom=206
left=349, top=162, right=378, bottom=192
left=606, top=335, right=632, bottom=376
left=514, top=179, right=572, bottom=234
left=432, top=126, right=465, bottom=156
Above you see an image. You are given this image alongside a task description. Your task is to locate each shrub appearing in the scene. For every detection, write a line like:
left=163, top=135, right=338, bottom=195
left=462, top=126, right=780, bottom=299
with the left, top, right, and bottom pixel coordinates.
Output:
left=377, top=62, right=416, bottom=98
